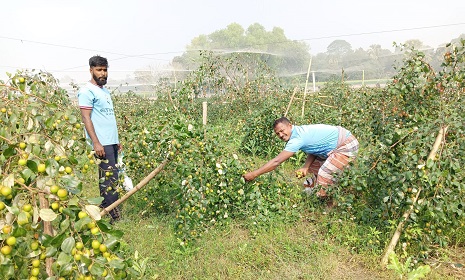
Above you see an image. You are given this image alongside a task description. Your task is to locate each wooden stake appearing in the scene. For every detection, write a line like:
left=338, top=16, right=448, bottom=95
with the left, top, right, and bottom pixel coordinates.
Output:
left=301, top=58, right=312, bottom=118
left=380, top=125, right=448, bottom=266
left=284, top=87, right=298, bottom=117
left=39, top=193, right=54, bottom=276
left=100, top=156, right=170, bottom=217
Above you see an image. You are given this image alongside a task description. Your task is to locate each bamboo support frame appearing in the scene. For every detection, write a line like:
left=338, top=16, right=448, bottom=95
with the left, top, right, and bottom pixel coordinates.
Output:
left=380, top=125, right=448, bottom=267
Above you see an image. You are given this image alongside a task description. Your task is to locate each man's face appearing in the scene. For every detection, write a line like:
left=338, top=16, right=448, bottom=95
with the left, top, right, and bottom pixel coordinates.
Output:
left=90, top=66, right=108, bottom=86
left=274, top=122, right=293, bottom=142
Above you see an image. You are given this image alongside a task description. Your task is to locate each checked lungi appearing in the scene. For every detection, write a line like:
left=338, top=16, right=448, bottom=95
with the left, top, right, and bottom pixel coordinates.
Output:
left=304, top=126, right=359, bottom=189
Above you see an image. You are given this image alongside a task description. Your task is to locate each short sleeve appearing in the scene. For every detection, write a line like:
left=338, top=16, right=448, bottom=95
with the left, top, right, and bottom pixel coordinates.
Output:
left=77, top=88, right=94, bottom=110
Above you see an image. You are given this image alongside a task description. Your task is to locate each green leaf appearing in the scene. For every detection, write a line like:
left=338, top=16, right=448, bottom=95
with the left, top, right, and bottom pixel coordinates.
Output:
left=45, top=246, right=58, bottom=258
left=56, top=252, right=73, bottom=266
left=74, top=216, right=92, bottom=232
left=50, top=232, right=67, bottom=248
left=109, top=258, right=125, bottom=270
left=104, top=236, right=120, bottom=250
left=87, top=197, right=104, bottom=205
left=2, top=146, right=15, bottom=158
left=406, top=264, right=431, bottom=279
left=61, top=237, right=75, bottom=254
left=90, top=262, right=105, bottom=276
left=426, top=158, right=435, bottom=169
left=60, top=218, right=70, bottom=231
left=39, top=209, right=58, bottom=222
left=17, top=211, right=29, bottom=225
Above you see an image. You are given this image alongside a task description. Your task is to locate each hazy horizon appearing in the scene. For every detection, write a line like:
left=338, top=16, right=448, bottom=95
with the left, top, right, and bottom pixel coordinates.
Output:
left=1, top=0, right=464, bottom=83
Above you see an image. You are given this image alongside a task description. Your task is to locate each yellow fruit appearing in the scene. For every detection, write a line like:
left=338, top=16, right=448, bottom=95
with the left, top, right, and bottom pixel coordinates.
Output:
left=54, top=155, right=61, bottom=161
left=23, top=204, right=32, bottom=212
left=32, top=259, right=40, bottom=267
left=78, top=211, right=88, bottom=219
left=75, top=242, right=84, bottom=250
left=31, top=267, right=40, bottom=276
left=50, top=185, right=59, bottom=194
left=75, top=123, right=81, bottom=129
left=18, top=159, right=27, bottom=166
left=19, top=142, right=27, bottom=149
left=99, top=244, right=107, bottom=253
left=91, top=227, right=99, bottom=235
left=1, top=245, right=12, bottom=255
left=6, top=236, right=16, bottom=246
left=1, top=186, right=12, bottom=197
left=87, top=222, right=96, bottom=229
left=18, top=77, right=25, bottom=83
left=2, top=225, right=12, bottom=234
left=0, top=201, right=5, bottom=210
left=57, top=189, right=68, bottom=199
left=37, top=164, right=46, bottom=173
left=51, top=202, right=60, bottom=210
left=65, top=167, right=72, bottom=174
left=91, top=240, right=101, bottom=250
left=17, top=178, right=25, bottom=184
left=0, top=108, right=6, bottom=113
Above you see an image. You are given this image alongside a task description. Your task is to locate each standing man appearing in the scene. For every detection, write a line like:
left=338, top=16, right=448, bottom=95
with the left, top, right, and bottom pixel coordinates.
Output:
left=78, top=55, right=122, bottom=222
left=243, top=117, right=359, bottom=198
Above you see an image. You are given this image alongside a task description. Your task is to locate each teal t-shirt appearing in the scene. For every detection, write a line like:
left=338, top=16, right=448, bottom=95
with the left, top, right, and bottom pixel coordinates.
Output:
left=77, top=83, right=119, bottom=146
left=284, top=124, right=349, bottom=158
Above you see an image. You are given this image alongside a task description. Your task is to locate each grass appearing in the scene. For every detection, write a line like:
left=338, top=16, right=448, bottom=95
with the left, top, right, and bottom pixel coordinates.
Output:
left=80, top=159, right=465, bottom=279
left=112, top=211, right=397, bottom=280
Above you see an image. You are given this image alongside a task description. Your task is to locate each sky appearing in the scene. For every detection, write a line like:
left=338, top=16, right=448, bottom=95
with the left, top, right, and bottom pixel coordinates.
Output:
left=1, top=0, right=464, bottom=83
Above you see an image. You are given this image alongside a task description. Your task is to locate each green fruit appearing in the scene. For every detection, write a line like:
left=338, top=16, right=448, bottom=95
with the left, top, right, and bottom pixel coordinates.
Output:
left=18, top=159, right=27, bottom=166
left=30, top=241, right=39, bottom=250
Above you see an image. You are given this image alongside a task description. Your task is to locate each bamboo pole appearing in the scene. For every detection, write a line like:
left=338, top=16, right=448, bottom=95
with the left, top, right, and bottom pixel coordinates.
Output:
left=284, top=87, right=298, bottom=117
left=301, top=58, right=312, bottom=118
left=100, top=156, right=170, bottom=217
left=380, top=125, right=448, bottom=267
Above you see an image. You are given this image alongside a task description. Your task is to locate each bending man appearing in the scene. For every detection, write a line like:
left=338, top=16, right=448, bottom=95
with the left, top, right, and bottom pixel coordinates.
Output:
left=243, top=117, right=359, bottom=197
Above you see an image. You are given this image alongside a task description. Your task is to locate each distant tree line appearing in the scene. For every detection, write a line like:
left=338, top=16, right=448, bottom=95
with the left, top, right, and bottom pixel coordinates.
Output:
left=134, top=23, right=464, bottom=84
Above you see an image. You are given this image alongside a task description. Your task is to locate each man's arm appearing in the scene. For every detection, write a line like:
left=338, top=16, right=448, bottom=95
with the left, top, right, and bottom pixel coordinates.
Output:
left=80, top=108, right=105, bottom=157
left=243, top=150, right=295, bottom=181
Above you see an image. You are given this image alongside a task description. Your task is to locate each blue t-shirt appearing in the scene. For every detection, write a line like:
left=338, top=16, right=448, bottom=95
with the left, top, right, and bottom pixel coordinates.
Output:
left=284, top=124, right=350, bottom=158
left=77, top=82, right=119, bottom=146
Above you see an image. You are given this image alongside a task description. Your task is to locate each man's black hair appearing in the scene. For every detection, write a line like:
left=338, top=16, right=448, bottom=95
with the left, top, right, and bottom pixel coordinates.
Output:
left=273, top=116, right=291, bottom=128
left=89, top=55, right=108, bottom=68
